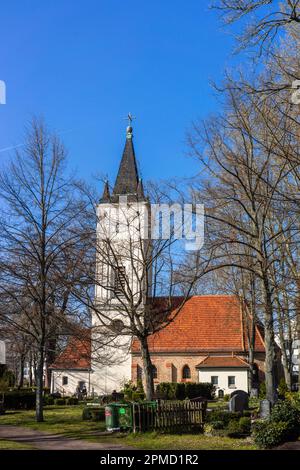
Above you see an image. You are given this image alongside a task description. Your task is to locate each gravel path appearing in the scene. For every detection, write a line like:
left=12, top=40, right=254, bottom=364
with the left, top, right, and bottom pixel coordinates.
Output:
left=0, top=425, right=133, bottom=450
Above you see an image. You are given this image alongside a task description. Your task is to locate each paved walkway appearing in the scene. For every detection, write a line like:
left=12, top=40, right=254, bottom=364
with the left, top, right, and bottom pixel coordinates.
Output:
left=0, top=425, right=133, bottom=450
left=275, top=440, right=300, bottom=450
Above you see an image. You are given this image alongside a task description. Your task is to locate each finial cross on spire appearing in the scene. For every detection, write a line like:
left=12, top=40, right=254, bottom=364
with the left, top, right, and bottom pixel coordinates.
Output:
left=124, top=112, right=136, bottom=127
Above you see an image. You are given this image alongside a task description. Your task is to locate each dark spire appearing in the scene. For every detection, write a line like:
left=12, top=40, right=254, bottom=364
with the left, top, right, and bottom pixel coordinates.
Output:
left=100, top=180, right=110, bottom=203
left=137, top=178, right=145, bottom=200
left=113, top=126, right=139, bottom=196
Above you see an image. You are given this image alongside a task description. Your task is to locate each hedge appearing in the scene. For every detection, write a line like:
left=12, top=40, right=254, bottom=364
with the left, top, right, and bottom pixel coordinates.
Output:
left=253, top=400, right=300, bottom=448
left=3, top=391, right=36, bottom=410
left=156, top=382, right=215, bottom=400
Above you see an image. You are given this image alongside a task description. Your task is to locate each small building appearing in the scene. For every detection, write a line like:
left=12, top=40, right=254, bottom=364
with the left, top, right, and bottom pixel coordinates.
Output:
left=131, top=295, right=266, bottom=395
left=50, top=333, right=91, bottom=396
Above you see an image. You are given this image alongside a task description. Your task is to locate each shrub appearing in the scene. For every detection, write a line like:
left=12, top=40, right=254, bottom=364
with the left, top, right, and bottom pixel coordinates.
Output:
left=271, top=400, right=300, bottom=426
left=3, top=391, right=35, bottom=410
left=278, top=378, right=289, bottom=398
left=121, top=380, right=141, bottom=401
left=156, top=382, right=215, bottom=400
left=131, top=391, right=145, bottom=402
left=259, top=381, right=266, bottom=399
left=238, top=416, right=251, bottom=434
left=253, top=420, right=290, bottom=449
left=156, top=382, right=176, bottom=400
left=67, top=397, right=79, bottom=405
left=82, top=406, right=93, bottom=420
left=55, top=398, right=66, bottom=406
left=223, top=394, right=230, bottom=402
left=270, top=400, right=300, bottom=439
left=175, top=383, right=186, bottom=400
left=82, top=406, right=105, bottom=421
left=285, top=392, right=300, bottom=410
left=44, top=396, right=54, bottom=406
left=207, top=410, right=241, bottom=427
left=227, top=419, right=243, bottom=437
left=210, top=420, right=225, bottom=430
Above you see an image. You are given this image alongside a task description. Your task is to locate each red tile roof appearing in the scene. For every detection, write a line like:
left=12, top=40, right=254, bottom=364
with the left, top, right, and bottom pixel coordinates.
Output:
left=196, top=356, right=250, bottom=368
left=50, top=332, right=91, bottom=370
left=131, top=295, right=265, bottom=353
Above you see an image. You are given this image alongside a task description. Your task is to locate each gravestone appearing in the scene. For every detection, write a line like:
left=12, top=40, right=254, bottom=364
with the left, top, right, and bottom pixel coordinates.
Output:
left=250, top=388, right=258, bottom=398
left=229, top=390, right=249, bottom=412
left=259, top=399, right=271, bottom=419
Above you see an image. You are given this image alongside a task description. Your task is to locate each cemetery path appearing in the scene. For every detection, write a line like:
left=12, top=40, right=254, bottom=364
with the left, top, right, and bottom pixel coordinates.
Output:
left=0, top=425, right=133, bottom=450
left=275, top=440, right=300, bottom=450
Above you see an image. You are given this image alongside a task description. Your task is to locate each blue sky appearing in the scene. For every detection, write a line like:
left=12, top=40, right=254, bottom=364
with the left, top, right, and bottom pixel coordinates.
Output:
left=0, top=0, right=244, bottom=188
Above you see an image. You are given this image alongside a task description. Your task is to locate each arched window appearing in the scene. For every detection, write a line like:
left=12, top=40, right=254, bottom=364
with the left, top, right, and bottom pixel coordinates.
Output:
left=152, top=365, right=158, bottom=379
left=182, top=365, right=191, bottom=379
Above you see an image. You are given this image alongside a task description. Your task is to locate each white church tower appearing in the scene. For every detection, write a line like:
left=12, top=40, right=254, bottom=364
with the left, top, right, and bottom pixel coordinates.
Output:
left=90, top=123, right=150, bottom=395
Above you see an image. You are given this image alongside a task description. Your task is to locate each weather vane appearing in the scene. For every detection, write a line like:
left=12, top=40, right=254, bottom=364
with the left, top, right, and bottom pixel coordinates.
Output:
left=124, top=112, right=136, bottom=127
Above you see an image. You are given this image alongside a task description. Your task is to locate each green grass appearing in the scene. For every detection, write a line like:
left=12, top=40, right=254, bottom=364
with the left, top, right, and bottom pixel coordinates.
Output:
left=0, top=406, right=106, bottom=440
left=207, top=401, right=228, bottom=410
left=0, top=405, right=257, bottom=450
left=0, top=439, right=35, bottom=450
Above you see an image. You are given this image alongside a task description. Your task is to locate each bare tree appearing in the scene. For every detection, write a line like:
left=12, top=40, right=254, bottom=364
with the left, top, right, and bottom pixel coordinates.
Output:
left=187, top=81, right=299, bottom=402
left=212, top=0, right=300, bottom=54
left=0, top=119, right=88, bottom=421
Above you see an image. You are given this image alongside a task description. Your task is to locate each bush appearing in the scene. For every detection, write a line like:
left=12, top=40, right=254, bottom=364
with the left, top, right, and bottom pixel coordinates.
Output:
left=44, top=396, right=54, bottom=406
left=259, top=381, right=266, bottom=399
left=284, top=392, right=300, bottom=410
left=82, top=406, right=105, bottom=421
left=207, top=410, right=241, bottom=427
left=210, top=420, right=225, bottom=430
left=253, top=420, right=290, bottom=449
left=156, top=382, right=215, bottom=400
left=238, top=416, right=251, bottom=434
left=67, top=397, right=79, bottom=405
left=156, top=382, right=176, bottom=400
left=131, top=391, right=145, bottom=402
left=121, top=380, right=142, bottom=401
left=55, top=398, right=66, bottom=406
left=226, top=419, right=243, bottom=437
left=175, top=383, right=186, bottom=401
left=223, top=394, right=230, bottom=402
left=82, top=406, right=93, bottom=420
left=278, top=378, right=289, bottom=398
left=270, top=400, right=300, bottom=438
left=3, top=391, right=35, bottom=410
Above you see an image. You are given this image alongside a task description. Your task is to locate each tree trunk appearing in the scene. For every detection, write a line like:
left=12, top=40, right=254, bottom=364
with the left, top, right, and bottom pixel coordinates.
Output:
left=140, top=336, right=154, bottom=400
left=29, top=351, right=33, bottom=387
left=35, top=345, right=44, bottom=422
left=262, top=277, right=277, bottom=404
left=18, top=355, right=25, bottom=389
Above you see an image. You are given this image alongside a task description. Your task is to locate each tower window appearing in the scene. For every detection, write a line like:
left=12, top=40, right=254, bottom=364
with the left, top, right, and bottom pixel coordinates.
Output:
left=113, top=266, right=126, bottom=295
left=152, top=365, right=158, bottom=379
left=62, top=376, right=68, bottom=386
left=182, top=365, right=191, bottom=379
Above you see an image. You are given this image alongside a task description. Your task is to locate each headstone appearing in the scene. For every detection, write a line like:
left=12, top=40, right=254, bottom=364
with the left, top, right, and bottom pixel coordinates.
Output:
left=259, top=399, right=271, bottom=419
left=250, top=388, right=258, bottom=398
left=229, top=390, right=249, bottom=412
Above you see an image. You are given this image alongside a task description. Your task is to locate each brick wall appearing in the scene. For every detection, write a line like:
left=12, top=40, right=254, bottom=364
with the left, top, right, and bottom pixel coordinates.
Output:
left=132, top=353, right=266, bottom=387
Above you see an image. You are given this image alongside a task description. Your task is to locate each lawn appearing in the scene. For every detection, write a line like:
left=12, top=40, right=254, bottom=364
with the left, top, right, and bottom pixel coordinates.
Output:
left=0, top=439, right=35, bottom=450
left=0, top=405, right=257, bottom=450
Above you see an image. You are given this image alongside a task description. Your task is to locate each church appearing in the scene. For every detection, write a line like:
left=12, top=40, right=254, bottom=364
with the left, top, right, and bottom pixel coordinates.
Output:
left=50, top=123, right=266, bottom=397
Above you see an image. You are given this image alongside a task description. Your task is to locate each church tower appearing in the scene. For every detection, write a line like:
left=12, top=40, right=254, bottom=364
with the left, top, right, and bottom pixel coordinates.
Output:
left=90, top=123, right=150, bottom=395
